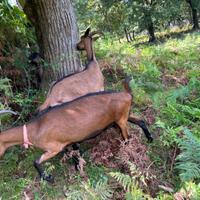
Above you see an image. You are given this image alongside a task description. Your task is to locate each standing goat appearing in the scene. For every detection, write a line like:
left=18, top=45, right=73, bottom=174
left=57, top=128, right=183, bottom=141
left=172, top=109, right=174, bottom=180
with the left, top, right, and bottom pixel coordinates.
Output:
left=0, top=78, right=153, bottom=182
left=38, top=28, right=104, bottom=112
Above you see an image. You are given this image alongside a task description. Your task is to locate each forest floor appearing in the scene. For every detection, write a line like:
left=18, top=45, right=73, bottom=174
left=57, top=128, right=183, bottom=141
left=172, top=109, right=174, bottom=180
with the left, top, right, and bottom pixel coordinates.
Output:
left=0, top=31, right=200, bottom=199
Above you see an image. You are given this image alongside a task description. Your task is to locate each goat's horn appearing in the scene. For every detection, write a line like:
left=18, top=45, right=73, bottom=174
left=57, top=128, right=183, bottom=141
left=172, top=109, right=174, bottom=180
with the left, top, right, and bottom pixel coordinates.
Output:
left=89, top=31, right=104, bottom=37
left=0, top=110, right=18, bottom=115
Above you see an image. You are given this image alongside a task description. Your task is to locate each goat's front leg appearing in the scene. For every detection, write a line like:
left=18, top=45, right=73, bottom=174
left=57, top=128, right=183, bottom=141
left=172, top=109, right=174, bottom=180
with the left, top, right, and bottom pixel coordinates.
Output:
left=72, top=143, right=84, bottom=170
left=59, top=143, right=83, bottom=170
left=34, top=151, right=59, bottom=183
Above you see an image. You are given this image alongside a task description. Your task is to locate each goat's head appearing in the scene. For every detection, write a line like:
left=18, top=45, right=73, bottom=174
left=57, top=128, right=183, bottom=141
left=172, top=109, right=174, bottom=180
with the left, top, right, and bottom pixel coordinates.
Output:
left=77, top=28, right=103, bottom=51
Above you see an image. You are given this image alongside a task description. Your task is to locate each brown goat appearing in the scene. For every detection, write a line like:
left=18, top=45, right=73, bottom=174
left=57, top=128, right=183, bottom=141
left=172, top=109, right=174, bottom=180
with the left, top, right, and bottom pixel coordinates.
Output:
left=0, top=78, right=153, bottom=182
left=38, top=28, right=104, bottom=112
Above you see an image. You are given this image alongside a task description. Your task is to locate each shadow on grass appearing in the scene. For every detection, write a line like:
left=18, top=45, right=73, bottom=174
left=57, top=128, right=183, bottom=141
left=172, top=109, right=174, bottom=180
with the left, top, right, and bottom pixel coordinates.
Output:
left=133, top=28, right=198, bottom=47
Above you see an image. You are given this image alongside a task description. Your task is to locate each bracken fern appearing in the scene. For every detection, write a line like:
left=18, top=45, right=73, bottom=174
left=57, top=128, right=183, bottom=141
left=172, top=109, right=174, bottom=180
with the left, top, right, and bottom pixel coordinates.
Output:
left=176, top=128, right=200, bottom=182
left=109, top=162, right=151, bottom=200
left=64, top=179, right=113, bottom=200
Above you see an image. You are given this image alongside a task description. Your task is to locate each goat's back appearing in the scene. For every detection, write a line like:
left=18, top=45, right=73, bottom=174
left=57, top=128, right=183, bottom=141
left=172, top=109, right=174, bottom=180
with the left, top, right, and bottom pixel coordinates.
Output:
left=35, top=91, right=131, bottom=145
left=38, top=61, right=104, bottom=111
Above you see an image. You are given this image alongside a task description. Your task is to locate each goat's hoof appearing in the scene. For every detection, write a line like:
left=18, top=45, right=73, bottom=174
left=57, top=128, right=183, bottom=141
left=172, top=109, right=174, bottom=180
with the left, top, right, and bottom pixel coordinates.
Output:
left=124, top=140, right=129, bottom=145
left=42, top=174, right=54, bottom=183
left=72, top=156, right=79, bottom=171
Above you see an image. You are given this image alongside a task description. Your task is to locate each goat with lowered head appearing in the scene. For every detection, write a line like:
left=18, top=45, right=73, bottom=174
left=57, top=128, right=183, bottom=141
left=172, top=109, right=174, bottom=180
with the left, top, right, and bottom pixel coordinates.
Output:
left=38, top=28, right=104, bottom=112
left=0, top=78, right=153, bottom=183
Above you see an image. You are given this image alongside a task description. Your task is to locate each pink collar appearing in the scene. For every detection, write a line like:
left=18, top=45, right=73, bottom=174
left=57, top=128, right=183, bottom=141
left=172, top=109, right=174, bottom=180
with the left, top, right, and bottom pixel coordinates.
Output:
left=23, top=124, right=33, bottom=149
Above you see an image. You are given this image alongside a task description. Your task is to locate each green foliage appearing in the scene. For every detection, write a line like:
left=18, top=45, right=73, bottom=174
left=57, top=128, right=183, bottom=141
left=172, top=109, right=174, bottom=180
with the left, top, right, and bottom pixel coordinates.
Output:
left=64, top=179, right=113, bottom=200
left=186, top=0, right=200, bottom=10
left=0, top=77, right=13, bottom=98
left=74, top=0, right=129, bottom=37
left=175, top=128, right=200, bottom=182
left=174, top=181, right=200, bottom=200
left=126, top=0, right=181, bottom=30
left=11, top=89, right=39, bottom=122
left=1, top=1, right=200, bottom=196
left=154, top=75, right=200, bottom=146
left=0, top=78, right=13, bottom=125
left=75, top=0, right=193, bottom=41
left=110, top=162, right=150, bottom=200
left=0, top=0, right=35, bottom=48
left=85, top=165, right=108, bottom=186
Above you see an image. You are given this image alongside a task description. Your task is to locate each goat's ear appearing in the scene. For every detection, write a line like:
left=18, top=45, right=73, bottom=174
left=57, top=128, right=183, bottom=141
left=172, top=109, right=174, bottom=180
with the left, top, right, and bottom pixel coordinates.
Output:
left=92, top=36, right=100, bottom=41
left=85, top=28, right=91, bottom=36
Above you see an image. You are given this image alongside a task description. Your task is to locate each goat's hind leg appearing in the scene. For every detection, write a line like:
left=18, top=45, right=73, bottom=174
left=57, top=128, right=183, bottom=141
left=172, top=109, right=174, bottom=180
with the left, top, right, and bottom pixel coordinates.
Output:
left=116, top=118, right=129, bottom=141
left=34, top=151, right=59, bottom=183
left=72, top=143, right=84, bottom=171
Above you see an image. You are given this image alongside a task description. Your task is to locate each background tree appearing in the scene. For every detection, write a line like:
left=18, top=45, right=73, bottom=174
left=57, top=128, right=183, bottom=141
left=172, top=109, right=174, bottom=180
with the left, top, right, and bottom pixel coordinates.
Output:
left=186, top=0, right=200, bottom=30
left=75, top=0, right=183, bottom=42
left=74, top=0, right=133, bottom=42
left=125, top=0, right=183, bottom=42
left=19, top=0, right=82, bottom=88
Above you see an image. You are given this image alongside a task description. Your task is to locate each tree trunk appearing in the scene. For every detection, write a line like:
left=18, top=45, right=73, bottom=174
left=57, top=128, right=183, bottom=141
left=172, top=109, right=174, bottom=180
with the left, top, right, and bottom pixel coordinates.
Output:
left=187, top=0, right=199, bottom=30
left=147, top=18, right=156, bottom=42
left=143, top=10, right=156, bottom=43
left=191, top=8, right=199, bottom=29
left=128, top=32, right=133, bottom=41
left=23, top=0, right=82, bottom=89
left=147, top=24, right=156, bottom=42
left=124, top=27, right=130, bottom=42
left=132, top=31, right=135, bottom=40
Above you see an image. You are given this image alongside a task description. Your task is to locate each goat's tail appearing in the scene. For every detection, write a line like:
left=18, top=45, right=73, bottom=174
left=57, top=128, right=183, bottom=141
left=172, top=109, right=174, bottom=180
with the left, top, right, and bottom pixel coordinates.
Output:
left=37, top=98, right=51, bottom=113
left=128, top=113, right=153, bottom=142
left=124, top=76, right=132, bottom=94
left=46, top=81, right=56, bottom=97
left=37, top=81, right=56, bottom=113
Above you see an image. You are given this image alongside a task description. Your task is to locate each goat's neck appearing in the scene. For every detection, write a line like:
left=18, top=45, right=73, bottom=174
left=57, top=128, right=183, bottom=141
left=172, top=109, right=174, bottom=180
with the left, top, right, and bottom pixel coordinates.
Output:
left=0, top=126, right=23, bottom=146
left=0, top=123, right=35, bottom=156
left=86, top=39, right=96, bottom=62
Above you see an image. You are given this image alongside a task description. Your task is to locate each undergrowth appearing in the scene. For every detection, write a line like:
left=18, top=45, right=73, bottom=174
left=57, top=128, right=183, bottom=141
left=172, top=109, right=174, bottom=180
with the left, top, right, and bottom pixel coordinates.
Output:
left=1, top=31, right=200, bottom=199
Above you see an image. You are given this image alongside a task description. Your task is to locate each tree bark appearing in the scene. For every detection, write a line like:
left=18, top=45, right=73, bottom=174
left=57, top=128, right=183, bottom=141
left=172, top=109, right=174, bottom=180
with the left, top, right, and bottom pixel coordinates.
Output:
left=132, top=31, right=135, bottom=40
left=124, top=27, right=130, bottom=42
left=191, top=8, right=199, bottom=29
left=128, top=32, right=133, bottom=41
left=187, top=0, right=199, bottom=30
left=23, top=0, right=82, bottom=88
left=147, top=21, right=156, bottom=42
left=146, top=15, right=156, bottom=42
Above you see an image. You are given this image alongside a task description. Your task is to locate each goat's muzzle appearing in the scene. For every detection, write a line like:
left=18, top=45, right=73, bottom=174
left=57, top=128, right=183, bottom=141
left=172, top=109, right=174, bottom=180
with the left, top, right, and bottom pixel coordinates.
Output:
left=76, top=44, right=84, bottom=51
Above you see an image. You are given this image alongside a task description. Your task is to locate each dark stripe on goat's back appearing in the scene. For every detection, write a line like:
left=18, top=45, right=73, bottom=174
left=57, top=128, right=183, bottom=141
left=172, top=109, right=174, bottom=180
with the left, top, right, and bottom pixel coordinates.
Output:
left=49, top=64, right=88, bottom=91
left=35, top=90, right=118, bottom=119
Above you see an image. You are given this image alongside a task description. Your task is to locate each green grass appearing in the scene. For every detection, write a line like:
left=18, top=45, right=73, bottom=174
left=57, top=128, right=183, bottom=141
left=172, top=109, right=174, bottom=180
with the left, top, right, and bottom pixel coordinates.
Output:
left=1, top=31, right=200, bottom=199
left=97, top=31, right=200, bottom=194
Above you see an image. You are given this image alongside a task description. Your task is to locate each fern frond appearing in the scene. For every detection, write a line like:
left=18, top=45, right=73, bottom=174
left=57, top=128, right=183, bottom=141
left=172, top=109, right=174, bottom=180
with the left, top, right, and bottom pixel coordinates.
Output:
left=65, top=179, right=113, bottom=200
left=94, top=180, right=113, bottom=200
left=65, top=190, right=84, bottom=200
left=175, top=128, right=200, bottom=182
left=110, top=172, right=132, bottom=192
